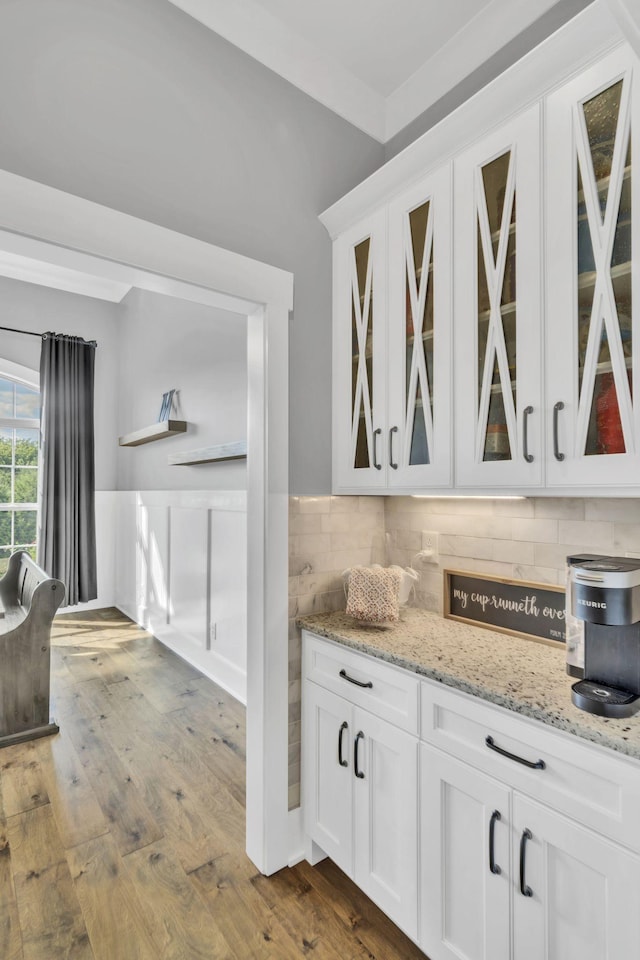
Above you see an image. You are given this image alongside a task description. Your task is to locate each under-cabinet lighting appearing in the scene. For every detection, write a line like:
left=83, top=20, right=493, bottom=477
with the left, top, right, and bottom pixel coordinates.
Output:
left=409, top=495, right=527, bottom=500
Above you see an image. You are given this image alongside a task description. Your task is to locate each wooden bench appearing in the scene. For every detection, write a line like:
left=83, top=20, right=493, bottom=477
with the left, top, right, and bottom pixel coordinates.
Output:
left=0, top=551, right=65, bottom=748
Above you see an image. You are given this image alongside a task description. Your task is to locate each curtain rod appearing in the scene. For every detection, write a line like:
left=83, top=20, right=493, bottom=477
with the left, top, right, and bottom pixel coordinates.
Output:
left=0, top=325, right=97, bottom=347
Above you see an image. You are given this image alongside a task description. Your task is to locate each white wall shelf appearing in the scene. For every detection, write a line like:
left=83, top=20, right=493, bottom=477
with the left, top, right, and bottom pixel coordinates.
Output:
left=118, top=420, right=188, bottom=447
left=168, top=440, right=247, bottom=465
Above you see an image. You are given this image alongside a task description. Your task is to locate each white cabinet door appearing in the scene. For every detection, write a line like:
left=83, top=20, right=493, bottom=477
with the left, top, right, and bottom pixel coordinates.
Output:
left=546, top=47, right=640, bottom=488
left=353, top=708, right=419, bottom=939
left=455, top=106, right=543, bottom=488
left=420, top=745, right=511, bottom=960
left=333, top=210, right=388, bottom=491
left=303, top=683, right=353, bottom=876
left=513, top=794, right=640, bottom=960
left=387, top=165, right=453, bottom=489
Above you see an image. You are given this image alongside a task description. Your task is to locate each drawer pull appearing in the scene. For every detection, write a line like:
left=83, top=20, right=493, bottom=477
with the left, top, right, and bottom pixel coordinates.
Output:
left=489, top=810, right=502, bottom=875
left=338, top=721, right=348, bottom=768
left=485, top=735, right=546, bottom=770
left=339, top=669, right=373, bottom=689
left=519, top=829, right=533, bottom=897
left=354, top=731, right=365, bottom=779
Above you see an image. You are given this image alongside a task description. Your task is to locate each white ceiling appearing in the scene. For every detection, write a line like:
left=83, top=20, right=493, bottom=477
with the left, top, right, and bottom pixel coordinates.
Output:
left=167, top=0, right=577, bottom=141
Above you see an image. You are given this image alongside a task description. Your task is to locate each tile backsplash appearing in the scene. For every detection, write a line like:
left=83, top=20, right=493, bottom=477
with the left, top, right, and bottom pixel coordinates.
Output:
left=288, top=494, right=640, bottom=808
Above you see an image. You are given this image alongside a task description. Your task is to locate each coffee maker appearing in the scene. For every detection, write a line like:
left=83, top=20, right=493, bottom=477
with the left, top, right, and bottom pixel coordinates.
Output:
left=567, top=554, right=640, bottom=718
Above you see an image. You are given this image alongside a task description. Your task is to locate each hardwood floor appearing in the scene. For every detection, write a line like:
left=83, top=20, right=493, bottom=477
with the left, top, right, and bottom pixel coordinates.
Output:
left=0, top=609, right=426, bottom=959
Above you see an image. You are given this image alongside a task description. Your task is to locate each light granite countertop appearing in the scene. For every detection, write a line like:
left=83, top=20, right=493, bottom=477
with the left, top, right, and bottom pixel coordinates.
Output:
left=298, top=607, right=640, bottom=762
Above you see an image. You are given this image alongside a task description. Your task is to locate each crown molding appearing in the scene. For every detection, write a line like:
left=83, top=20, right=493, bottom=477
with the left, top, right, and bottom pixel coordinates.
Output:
left=167, top=0, right=387, bottom=141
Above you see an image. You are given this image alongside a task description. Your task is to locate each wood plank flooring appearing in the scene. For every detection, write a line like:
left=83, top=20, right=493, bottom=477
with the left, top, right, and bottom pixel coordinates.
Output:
left=0, top=608, right=426, bottom=959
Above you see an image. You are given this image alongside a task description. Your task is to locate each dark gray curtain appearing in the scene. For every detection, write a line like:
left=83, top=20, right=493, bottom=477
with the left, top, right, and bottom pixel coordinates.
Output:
left=37, top=333, right=97, bottom=605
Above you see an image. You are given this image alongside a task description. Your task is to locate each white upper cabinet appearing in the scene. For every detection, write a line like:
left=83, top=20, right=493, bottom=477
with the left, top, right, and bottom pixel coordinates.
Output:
left=546, top=47, right=639, bottom=487
left=387, top=168, right=453, bottom=489
left=323, top=4, right=639, bottom=495
left=333, top=170, right=452, bottom=492
left=454, top=107, right=543, bottom=488
left=333, top=210, right=387, bottom=490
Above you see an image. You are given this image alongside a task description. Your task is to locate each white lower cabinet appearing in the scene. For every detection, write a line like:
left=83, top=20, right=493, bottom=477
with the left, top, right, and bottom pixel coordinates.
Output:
left=303, top=633, right=640, bottom=959
left=303, top=676, right=419, bottom=939
left=512, top=795, right=640, bottom=960
left=420, top=744, right=640, bottom=960
left=420, top=746, right=511, bottom=960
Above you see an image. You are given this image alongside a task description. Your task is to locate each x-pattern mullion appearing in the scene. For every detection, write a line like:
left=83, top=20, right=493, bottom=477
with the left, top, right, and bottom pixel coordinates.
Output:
left=403, top=208, right=435, bottom=466
left=574, top=79, right=633, bottom=455
left=475, top=155, right=517, bottom=463
left=350, top=245, right=374, bottom=467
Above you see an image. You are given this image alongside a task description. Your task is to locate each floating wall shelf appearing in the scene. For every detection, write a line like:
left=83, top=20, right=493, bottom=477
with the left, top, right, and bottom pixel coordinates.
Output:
left=119, top=420, right=188, bottom=447
left=168, top=440, right=247, bottom=466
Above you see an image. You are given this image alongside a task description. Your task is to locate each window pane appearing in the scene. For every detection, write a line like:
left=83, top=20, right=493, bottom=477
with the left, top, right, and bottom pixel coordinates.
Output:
left=0, top=429, right=12, bottom=466
left=14, top=468, right=37, bottom=503
left=14, top=510, right=36, bottom=544
left=0, top=379, right=14, bottom=417
left=0, top=468, right=11, bottom=503
left=15, top=383, right=40, bottom=419
left=0, top=512, right=11, bottom=545
left=0, top=548, right=10, bottom=576
left=15, top=429, right=39, bottom=466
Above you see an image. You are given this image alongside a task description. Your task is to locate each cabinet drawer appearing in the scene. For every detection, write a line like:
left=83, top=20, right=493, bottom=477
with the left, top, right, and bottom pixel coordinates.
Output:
left=303, top=631, right=419, bottom=734
left=421, top=679, right=640, bottom=853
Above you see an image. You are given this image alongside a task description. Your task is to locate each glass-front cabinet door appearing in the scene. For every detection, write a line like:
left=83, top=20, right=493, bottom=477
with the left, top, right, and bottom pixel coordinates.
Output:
left=454, top=106, right=543, bottom=488
left=387, top=166, right=452, bottom=489
left=546, top=48, right=639, bottom=487
left=333, top=211, right=387, bottom=491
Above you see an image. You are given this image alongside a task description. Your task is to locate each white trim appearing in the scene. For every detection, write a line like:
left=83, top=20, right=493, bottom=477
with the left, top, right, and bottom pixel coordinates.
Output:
left=166, top=0, right=386, bottom=142
left=0, top=249, right=131, bottom=303
left=165, top=0, right=593, bottom=144
left=0, top=358, right=39, bottom=388
left=385, top=0, right=563, bottom=140
left=320, top=2, right=624, bottom=239
left=0, top=168, right=294, bottom=876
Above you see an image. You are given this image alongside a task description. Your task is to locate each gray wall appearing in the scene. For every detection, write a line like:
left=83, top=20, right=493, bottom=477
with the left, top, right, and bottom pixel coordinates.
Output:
left=0, top=0, right=384, bottom=495
left=0, top=276, right=119, bottom=490
left=116, top=289, right=247, bottom=491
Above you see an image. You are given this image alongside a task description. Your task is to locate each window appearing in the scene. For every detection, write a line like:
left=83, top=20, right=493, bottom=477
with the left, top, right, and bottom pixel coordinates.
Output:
left=0, top=372, right=40, bottom=576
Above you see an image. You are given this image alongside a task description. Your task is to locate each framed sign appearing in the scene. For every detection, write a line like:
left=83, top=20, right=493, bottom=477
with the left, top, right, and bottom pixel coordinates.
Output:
left=444, top=569, right=566, bottom=646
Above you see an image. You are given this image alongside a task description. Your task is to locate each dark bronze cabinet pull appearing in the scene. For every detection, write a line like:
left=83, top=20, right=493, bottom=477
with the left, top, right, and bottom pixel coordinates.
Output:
left=523, top=405, right=534, bottom=463
left=489, top=810, right=502, bottom=875
left=338, top=721, right=348, bottom=767
left=354, top=731, right=365, bottom=779
left=373, top=428, right=382, bottom=470
left=553, top=401, right=565, bottom=461
left=519, top=829, right=533, bottom=897
left=339, top=669, right=373, bottom=689
left=389, top=426, right=399, bottom=470
left=486, top=735, right=546, bottom=770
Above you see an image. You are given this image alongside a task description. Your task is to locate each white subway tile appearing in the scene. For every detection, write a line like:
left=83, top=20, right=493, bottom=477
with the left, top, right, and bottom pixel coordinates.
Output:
left=492, top=540, right=536, bottom=564
left=586, top=499, right=640, bottom=523
left=613, top=523, right=640, bottom=555
left=491, top=498, right=535, bottom=518
left=298, top=496, right=332, bottom=514
left=533, top=498, right=585, bottom=520
left=296, top=533, right=332, bottom=555
left=513, top=564, right=561, bottom=585
left=511, top=519, right=558, bottom=543
left=558, top=520, right=614, bottom=551
left=439, top=535, right=494, bottom=560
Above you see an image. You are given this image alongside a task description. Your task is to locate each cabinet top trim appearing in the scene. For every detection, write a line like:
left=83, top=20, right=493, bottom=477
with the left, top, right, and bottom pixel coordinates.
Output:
left=320, top=2, right=624, bottom=239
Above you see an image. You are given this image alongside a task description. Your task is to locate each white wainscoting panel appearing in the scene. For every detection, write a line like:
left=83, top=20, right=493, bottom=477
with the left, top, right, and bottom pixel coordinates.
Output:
left=115, top=489, right=247, bottom=703
left=169, top=506, right=210, bottom=650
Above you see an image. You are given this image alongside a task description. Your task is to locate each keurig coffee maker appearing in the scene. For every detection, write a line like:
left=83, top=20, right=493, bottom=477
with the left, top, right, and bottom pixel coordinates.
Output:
left=567, top=555, right=640, bottom=718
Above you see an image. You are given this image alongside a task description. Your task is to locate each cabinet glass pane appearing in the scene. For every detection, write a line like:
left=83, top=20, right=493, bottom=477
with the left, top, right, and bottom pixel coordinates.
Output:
left=576, top=78, right=632, bottom=457
left=405, top=200, right=434, bottom=467
left=352, top=237, right=373, bottom=469
left=477, top=150, right=515, bottom=462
